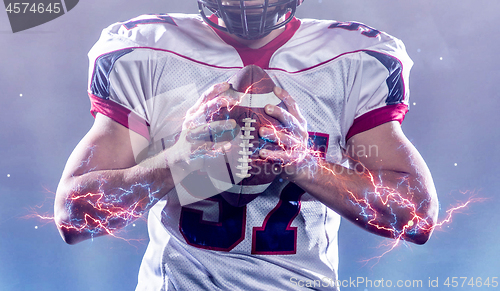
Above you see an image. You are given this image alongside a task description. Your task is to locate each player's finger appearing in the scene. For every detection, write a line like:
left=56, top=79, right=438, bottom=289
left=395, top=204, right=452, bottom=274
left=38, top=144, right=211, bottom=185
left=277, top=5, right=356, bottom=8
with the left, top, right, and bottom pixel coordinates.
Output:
left=199, top=82, right=230, bottom=106
left=263, top=105, right=308, bottom=140
left=204, top=97, right=239, bottom=121
left=271, top=105, right=296, bottom=125
left=259, top=126, right=302, bottom=148
left=187, top=138, right=232, bottom=155
left=201, top=82, right=230, bottom=103
left=187, top=119, right=237, bottom=142
left=258, top=148, right=297, bottom=162
left=273, top=86, right=307, bottom=125
left=266, top=90, right=304, bottom=129
left=186, top=95, right=237, bottom=129
left=186, top=82, right=231, bottom=118
left=191, top=95, right=237, bottom=122
left=187, top=120, right=233, bottom=142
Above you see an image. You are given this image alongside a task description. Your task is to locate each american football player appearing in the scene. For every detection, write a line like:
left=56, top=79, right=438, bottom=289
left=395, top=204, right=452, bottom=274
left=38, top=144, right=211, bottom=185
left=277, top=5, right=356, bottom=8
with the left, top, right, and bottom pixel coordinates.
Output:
left=55, top=0, right=439, bottom=290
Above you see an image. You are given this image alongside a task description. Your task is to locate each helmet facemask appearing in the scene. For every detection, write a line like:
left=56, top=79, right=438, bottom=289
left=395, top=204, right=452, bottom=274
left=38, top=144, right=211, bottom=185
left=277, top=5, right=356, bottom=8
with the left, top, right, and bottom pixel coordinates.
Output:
left=198, top=0, right=299, bottom=40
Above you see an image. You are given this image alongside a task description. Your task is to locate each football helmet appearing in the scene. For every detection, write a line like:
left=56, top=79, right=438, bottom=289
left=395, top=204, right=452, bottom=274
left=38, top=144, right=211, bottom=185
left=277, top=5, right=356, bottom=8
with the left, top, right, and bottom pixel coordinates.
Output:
left=198, top=0, right=304, bottom=40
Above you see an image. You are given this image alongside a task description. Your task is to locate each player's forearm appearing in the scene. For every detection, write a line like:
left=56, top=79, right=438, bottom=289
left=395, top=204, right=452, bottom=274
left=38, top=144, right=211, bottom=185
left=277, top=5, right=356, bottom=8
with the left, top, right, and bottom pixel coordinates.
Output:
left=292, top=161, right=438, bottom=244
left=55, top=153, right=174, bottom=244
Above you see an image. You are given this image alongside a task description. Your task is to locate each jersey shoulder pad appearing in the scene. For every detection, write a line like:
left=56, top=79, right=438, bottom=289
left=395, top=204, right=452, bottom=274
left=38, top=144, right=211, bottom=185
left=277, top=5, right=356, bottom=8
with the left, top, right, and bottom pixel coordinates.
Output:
left=88, top=13, right=210, bottom=60
left=326, top=20, right=411, bottom=67
left=276, top=19, right=411, bottom=71
left=103, top=14, right=179, bottom=47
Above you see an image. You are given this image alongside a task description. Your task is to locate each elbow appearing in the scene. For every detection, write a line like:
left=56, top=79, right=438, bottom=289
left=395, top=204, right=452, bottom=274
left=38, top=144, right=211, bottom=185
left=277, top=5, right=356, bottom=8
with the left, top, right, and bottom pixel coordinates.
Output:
left=61, top=234, right=78, bottom=245
left=407, top=188, right=439, bottom=245
left=54, top=188, right=87, bottom=245
left=55, top=219, right=81, bottom=245
left=408, top=218, right=436, bottom=245
left=58, top=227, right=80, bottom=245
left=54, top=209, right=83, bottom=245
left=55, top=185, right=110, bottom=245
left=409, top=229, right=433, bottom=245
left=406, top=205, right=439, bottom=245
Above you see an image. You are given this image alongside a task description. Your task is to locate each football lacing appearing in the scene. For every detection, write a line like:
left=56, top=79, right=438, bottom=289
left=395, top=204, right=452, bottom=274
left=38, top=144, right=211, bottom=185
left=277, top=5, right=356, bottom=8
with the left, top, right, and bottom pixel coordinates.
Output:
left=236, top=117, right=256, bottom=179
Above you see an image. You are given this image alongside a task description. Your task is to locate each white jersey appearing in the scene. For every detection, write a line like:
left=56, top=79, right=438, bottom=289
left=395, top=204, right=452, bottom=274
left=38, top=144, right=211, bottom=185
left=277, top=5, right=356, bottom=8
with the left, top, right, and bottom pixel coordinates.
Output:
left=87, top=13, right=413, bottom=291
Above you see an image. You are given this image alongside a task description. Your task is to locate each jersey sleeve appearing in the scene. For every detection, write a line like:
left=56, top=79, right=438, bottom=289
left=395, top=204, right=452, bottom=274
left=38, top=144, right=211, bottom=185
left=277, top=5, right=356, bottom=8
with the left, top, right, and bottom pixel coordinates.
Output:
left=87, top=21, right=156, bottom=141
left=343, top=38, right=413, bottom=143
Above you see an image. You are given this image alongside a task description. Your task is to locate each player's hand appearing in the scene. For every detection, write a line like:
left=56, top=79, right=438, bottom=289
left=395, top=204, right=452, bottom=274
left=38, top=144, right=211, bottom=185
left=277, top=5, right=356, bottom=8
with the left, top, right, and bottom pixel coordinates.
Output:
left=166, top=82, right=239, bottom=173
left=258, top=87, right=315, bottom=181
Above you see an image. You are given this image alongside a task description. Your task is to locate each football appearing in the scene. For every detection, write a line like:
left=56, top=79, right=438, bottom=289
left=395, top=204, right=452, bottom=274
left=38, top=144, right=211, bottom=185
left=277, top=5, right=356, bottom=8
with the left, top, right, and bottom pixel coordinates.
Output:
left=205, top=65, right=287, bottom=207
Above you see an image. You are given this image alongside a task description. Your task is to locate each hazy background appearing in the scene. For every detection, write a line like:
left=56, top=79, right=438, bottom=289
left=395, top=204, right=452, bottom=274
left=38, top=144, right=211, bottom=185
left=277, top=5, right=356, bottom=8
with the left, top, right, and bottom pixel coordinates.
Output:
left=1, top=1, right=498, bottom=290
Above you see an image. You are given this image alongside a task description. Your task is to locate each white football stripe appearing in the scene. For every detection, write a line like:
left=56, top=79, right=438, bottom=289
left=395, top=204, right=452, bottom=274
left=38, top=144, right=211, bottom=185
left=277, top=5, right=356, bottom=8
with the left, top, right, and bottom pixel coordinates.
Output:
left=229, top=90, right=281, bottom=108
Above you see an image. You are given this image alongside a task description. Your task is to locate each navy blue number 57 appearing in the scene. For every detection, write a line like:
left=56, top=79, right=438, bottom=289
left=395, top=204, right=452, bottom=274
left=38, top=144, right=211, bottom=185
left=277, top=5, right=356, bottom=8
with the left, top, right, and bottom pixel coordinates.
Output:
left=179, top=182, right=305, bottom=254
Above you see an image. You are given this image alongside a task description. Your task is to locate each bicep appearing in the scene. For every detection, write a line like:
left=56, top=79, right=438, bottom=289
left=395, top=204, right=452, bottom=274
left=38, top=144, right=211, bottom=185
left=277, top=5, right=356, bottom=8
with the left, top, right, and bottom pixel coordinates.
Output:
left=59, top=113, right=149, bottom=183
left=346, top=121, right=432, bottom=180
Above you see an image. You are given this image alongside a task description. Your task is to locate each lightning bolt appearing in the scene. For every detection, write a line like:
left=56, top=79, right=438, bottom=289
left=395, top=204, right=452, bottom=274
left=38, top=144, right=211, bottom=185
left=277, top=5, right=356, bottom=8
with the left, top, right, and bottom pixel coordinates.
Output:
left=26, top=179, right=160, bottom=245
left=60, top=178, right=160, bottom=240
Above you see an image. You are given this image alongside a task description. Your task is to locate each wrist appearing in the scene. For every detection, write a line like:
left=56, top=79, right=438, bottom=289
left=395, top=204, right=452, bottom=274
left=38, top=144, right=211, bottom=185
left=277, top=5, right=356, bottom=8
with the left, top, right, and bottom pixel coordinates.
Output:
left=280, top=154, right=322, bottom=184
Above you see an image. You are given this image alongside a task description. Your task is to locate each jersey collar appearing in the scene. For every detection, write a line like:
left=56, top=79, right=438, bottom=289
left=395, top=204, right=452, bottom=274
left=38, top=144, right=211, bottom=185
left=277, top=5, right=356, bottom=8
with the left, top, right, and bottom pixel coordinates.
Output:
left=207, top=14, right=301, bottom=69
